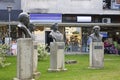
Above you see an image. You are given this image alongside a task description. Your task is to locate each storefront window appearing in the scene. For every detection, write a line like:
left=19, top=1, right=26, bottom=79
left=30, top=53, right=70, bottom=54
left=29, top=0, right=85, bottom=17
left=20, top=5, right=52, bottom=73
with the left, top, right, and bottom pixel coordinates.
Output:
left=65, top=27, right=82, bottom=52
left=103, top=0, right=120, bottom=10
left=81, top=27, right=91, bottom=52
left=0, top=26, right=8, bottom=44
left=11, top=26, right=17, bottom=39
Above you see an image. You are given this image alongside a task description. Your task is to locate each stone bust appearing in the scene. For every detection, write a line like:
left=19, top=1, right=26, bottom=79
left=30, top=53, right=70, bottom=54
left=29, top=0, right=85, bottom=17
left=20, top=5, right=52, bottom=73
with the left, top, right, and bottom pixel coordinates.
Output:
left=89, top=26, right=103, bottom=42
left=49, top=23, right=63, bottom=42
left=18, top=12, right=33, bottom=38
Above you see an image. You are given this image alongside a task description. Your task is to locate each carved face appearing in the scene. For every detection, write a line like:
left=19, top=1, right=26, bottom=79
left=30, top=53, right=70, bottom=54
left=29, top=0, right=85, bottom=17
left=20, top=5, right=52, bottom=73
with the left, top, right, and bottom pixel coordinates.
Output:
left=94, top=28, right=100, bottom=35
left=51, top=23, right=58, bottom=31
left=53, top=25, right=58, bottom=31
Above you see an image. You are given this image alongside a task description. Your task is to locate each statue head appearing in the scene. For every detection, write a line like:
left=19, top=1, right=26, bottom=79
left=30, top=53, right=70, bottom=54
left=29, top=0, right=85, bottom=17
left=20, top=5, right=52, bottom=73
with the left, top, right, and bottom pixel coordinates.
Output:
left=90, top=26, right=102, bottom=42
left=93, top=26, right=100, bottom=35
left=51, top=23, right=58, bottom=31
left=49, top=23, right=63, bottom=42
left=28, top=23, right=35, bottom=32
left=18, top=12, right=30, bottom=27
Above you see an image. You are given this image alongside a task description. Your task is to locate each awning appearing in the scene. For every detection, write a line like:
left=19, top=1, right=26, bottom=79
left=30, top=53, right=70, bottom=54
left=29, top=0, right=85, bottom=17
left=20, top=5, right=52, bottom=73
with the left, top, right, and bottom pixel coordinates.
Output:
left=0, top=21, right=18, bottom=26
left=0, top=22, right=120, bottom=27
left=34, top=22, right=120, bottom=27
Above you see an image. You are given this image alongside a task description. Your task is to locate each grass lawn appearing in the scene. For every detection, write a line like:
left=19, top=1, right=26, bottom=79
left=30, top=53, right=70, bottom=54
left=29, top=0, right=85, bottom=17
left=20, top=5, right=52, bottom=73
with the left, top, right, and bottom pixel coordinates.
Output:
left=0, top=54, right=120, bottom=80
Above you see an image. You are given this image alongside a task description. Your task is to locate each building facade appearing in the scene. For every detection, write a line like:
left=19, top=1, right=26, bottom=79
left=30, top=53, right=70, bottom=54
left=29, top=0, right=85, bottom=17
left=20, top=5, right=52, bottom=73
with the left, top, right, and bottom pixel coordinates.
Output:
left=22, top=0, right=120, bottom=14
left=20, top=0, right=120, bottom=52
left=1, top=0, right=120, bottom=52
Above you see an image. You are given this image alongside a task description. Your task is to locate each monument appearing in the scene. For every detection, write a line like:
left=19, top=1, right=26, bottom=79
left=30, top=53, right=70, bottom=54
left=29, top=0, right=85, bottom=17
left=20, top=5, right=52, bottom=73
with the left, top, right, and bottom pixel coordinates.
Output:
left=89, top=26, right=104, bottom=69
left=14, top=12, right=39, bottom=80
left=48, top=23, right=67, bottom=71
left=17, top=12, right=33, bottom=38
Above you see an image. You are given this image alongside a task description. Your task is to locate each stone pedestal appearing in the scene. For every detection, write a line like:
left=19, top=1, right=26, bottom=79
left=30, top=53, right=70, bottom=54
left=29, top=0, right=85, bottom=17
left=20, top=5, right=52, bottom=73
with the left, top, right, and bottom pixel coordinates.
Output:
left=14, top=38, right=34, bottom=80
left=48, top=42, right=67, bottom=72
left=89, top=42, right=104, bottom=69
left=33, top=41, right=40, bottom=79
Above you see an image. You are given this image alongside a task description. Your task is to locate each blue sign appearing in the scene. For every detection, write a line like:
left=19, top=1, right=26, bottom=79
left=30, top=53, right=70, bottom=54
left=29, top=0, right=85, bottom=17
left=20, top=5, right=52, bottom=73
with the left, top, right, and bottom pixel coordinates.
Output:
left=30, top=13, right=62, bottom=23
left=100, top=32, right=108, bottom=37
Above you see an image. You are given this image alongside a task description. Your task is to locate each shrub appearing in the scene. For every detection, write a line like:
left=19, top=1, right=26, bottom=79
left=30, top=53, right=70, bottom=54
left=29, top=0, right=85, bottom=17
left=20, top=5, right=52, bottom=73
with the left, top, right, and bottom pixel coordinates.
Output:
left=0, top=44, right=9, bottom=67
left=37, top=44, right=49, bottom=61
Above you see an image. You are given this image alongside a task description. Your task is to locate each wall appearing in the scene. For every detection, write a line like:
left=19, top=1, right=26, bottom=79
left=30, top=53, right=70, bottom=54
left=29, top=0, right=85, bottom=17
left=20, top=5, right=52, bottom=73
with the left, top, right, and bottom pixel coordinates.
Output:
left=21, top=0, right=120, bottom=14
left=0, top=0, right=21, bottom=10
left=34, top=28, right=45, bottom=44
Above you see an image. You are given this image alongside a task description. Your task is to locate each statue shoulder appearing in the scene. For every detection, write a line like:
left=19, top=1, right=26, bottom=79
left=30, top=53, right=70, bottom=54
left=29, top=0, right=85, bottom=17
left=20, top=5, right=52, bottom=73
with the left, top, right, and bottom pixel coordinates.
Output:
left=89, top=33, right=94, bottom=37
left=18, top=22, right=26, bottom=28
left=99, top=34, right=103, bottom=38
left=49, top=31, right=54, bottom=35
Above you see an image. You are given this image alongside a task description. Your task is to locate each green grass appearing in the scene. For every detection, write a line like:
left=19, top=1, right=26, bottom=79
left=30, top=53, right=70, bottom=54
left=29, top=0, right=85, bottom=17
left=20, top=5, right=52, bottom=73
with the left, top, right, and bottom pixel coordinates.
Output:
left=0, top=54, right=120, bottom=80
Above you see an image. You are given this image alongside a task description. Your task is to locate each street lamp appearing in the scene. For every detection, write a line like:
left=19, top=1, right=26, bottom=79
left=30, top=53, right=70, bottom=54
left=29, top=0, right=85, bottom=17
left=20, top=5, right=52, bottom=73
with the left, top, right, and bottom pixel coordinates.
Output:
left=7, top=6, right=12, bottom=54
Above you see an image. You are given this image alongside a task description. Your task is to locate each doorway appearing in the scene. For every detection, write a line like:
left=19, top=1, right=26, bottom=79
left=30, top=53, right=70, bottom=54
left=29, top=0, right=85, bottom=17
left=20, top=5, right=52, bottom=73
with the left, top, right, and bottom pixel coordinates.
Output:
left=45, top=31, right=53, bottom=52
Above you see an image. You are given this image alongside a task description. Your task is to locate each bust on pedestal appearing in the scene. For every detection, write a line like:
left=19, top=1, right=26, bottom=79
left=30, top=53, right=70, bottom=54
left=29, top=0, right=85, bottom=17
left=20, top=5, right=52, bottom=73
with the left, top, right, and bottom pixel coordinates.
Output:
left=89, top=26, right=104, bottom=69
left=48, top=23, right=67, bottom=71
left=14, top=12, right=39, bottom=80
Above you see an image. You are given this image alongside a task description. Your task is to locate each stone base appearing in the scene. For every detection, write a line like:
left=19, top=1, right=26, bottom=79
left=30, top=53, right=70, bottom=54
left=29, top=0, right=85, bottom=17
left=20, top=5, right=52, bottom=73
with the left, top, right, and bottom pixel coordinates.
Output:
left=33, top=71, right=40, bottom=79
left=48, top=68, right=67, bottom=72
left=16, top=38, right=34, bottom=80
left=89, top=42, right=104, bottom=69
left=88, top=66, right=104, bottom=69
left=65, top=60, right=77, bottom=64
left=49, top=42, right=67, bottom=72
left=13, top=78, right=35, bottom=80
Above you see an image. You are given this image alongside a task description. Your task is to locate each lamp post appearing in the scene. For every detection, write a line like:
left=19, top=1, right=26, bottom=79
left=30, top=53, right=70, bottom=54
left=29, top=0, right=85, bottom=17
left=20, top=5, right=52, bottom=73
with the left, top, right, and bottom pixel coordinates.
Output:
left=7, top=6, right=12, bottom=54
